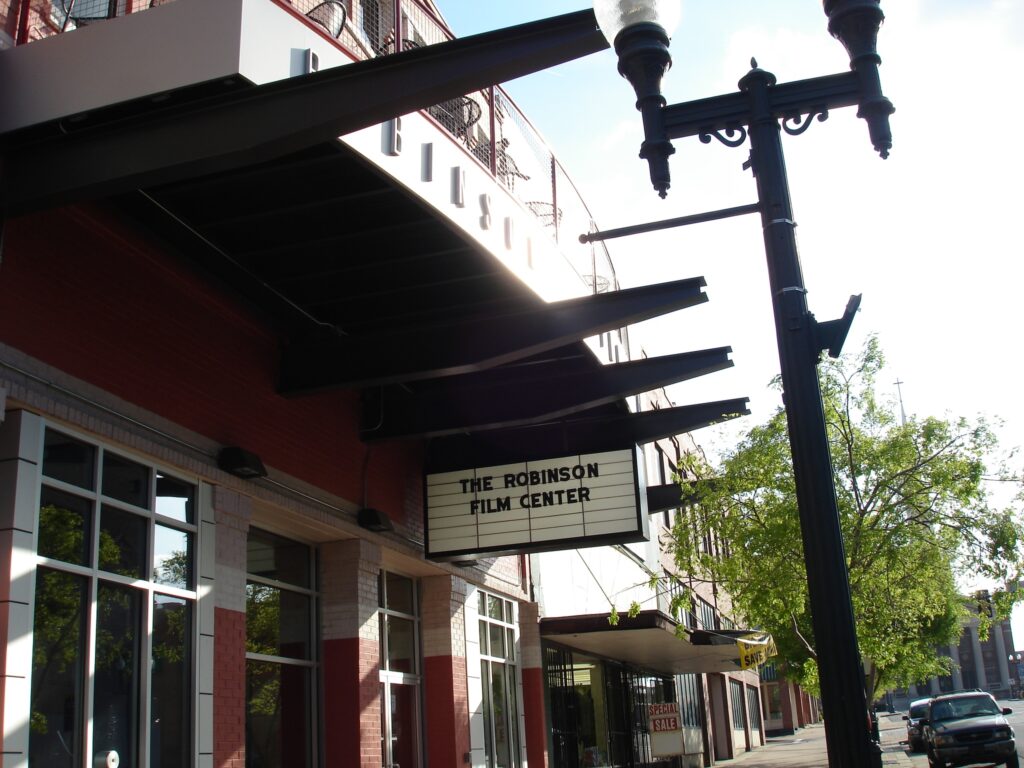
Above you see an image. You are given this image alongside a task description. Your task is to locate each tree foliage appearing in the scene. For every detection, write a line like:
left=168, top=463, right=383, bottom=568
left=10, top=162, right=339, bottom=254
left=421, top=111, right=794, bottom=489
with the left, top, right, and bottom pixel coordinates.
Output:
left=669, top=336, right=1023, bottom=701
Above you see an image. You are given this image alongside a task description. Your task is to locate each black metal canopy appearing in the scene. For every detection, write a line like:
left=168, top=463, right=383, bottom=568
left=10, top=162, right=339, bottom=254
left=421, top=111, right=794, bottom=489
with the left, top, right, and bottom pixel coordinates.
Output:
left=106, top=130, right=745, bottom=452
left=2, top=7, right=748, bottom=451
left=425, top=397, right=750, bottom=473
left=362, top=345, right=735, bottom=441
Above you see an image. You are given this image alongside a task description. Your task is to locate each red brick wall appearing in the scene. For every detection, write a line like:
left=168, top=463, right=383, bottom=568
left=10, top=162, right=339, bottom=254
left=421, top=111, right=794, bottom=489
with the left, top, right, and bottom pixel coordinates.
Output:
left=1, top=206, right=423, bottom=526
left=214, top=607, right=246, bottom=768
left=522, top=666, right=547, bottom=767
left=423, top=655, right=468, bottom=767
left=322, top=637, right=381, bottom=768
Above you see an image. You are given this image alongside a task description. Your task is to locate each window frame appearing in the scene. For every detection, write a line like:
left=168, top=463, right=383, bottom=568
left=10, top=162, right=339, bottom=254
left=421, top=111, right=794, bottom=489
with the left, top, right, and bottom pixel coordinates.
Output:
left=30, top=423, right=201, bottom=768
left=477, top=590, right=522, bottom=768
left=378, top=570, right=423, bottom=768
left=244, top=526, right=320, bottom=768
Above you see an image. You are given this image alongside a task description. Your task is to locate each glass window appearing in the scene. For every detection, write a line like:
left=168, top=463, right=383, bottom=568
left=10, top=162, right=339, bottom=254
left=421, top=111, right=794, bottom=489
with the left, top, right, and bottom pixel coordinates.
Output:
left=747, top=686, right=762, bottom=732
left=42, top=430, right=95, bottom=490
left=99, top=505, right=148, bottom=579
left=153, top=524, right=192, bottom=589
left=730, top=680, right=746, bottom=730
left=246, top=661, right=312, bottom=768
left=696, top=598, right=717, bottom=632
left=245, top=583, right=312, bottom=660
left=679, top=673, right=702, bottom=728
left=386, top=615, right=416, bottom=673
left=38, top=487, right=92, bottom=566
left=247, top=527, right=310, bottom=588
left=29, top=567, right=88, bottom=768
left=245, top=528, right=317, bottom=768
left=385, top=571, right=414, bottom=614
left=479, top=589, right=521, bottom=768
left=487, top=594, right=503, bottom=620
left=29, top=428, right=198, bottom=768
left=102, top=452, right=150, bottom=509
left=156, top=474, right=194, bottom=524
left=152, top=595, right=192, bottom=768
left=489, top=623, right=506, bottom=660
left=94, top=583, right=142, bottom=767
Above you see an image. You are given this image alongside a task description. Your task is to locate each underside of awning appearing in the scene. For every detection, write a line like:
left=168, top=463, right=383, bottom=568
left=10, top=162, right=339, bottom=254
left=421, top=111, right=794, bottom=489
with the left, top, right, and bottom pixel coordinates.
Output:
left=540, top=610, right=770, bottom=676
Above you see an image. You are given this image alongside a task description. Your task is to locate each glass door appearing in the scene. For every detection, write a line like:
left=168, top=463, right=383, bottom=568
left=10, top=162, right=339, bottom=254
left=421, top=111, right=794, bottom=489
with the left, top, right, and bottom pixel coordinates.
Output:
left=382, top=681, right=419, bottom=768
left=379, top=571, right=421, bottom=768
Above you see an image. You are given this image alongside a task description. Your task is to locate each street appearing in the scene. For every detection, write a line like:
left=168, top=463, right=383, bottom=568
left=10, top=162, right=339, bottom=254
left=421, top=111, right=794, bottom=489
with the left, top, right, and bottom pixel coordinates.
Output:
left=721, top=700, right=1024, bottom=767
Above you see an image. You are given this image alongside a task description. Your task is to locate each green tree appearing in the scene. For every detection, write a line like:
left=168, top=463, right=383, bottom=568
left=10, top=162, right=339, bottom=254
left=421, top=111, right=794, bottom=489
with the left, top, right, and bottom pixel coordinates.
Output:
left=670, top=336, right=1023, bottom=702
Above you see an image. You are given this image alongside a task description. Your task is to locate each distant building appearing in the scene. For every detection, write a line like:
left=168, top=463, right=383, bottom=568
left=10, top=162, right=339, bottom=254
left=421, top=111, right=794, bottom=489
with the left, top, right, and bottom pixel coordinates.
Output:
left=891, top=592, right=1017, bottom=708
left=759, top=663, right=821, bottom=736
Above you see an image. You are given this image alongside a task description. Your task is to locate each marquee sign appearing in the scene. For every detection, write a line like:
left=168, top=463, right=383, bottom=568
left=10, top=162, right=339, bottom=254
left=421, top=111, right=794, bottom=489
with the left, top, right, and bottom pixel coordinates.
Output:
left=425, top=448, right=648, bottom=560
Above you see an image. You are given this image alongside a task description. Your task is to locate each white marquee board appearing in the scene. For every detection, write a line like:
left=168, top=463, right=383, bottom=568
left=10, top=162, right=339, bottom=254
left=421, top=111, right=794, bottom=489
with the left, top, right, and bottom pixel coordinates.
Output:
left=425, top=448, right=648, bottom=560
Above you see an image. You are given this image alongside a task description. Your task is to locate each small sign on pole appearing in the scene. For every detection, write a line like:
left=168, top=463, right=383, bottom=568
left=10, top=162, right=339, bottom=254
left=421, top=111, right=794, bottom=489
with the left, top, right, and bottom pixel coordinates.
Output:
left=648, top=702, right=684, bottom=757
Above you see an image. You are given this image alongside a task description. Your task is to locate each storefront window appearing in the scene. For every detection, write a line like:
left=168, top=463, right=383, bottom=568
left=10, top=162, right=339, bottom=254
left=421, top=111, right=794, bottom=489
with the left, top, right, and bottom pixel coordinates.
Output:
left=765, top=683, right=783, bottom=720
left=730, top=680, right=746, bottom=730
left=543, top=647, right=680, bottom=768
left=245, top=528, right=317, bottom=768
left=379, top=571, right=421, bottom=768
left=29, top=427, right=198, bottom=768
left=746, top=686, right=762, bottom=733
left=678, top=673, right=702, bottom=728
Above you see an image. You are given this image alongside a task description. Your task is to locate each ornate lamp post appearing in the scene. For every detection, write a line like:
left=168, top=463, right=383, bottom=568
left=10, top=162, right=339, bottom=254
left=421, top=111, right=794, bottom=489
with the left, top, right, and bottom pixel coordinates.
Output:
left=1010, top=652, right=1023, bottom=698
left=590, top=2, right=894, bottom=767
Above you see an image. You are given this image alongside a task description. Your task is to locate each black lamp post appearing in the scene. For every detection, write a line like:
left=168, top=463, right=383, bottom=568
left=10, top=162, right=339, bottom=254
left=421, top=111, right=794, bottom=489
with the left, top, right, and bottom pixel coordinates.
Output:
left=591, top=2, right=894, bottom=767
left=1010, top=652, right=1023, bottom=698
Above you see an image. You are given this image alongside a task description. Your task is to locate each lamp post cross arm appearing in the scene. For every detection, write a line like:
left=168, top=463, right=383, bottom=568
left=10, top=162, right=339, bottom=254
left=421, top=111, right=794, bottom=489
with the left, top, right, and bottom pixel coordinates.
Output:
left=660, top=70, right=861, bottom=143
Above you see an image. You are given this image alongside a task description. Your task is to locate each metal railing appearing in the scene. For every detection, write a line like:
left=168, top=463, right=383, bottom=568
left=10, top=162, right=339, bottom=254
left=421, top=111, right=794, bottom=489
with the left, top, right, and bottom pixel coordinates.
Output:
left=363, top=0, right=620, bottom=300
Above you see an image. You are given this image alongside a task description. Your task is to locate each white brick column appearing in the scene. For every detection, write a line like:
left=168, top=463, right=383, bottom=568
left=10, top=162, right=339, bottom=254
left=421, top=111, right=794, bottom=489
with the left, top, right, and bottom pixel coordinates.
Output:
left=0, top=410, right=42, bottom=768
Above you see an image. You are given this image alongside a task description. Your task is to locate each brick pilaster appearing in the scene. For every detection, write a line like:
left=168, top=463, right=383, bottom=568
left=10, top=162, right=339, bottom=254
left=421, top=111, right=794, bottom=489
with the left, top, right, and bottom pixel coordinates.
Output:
left=321, top=538, right=382, bottom=768
left=519, top=601, right=547, bottom=768
left=213, top=489, right=251, bottom=768
left=421, top=574, right=469, bottom=768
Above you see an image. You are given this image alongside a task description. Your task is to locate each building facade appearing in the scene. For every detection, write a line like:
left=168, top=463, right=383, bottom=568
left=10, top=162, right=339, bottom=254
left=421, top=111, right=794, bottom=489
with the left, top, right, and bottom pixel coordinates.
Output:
left=0, top=1, right=778, bottom=767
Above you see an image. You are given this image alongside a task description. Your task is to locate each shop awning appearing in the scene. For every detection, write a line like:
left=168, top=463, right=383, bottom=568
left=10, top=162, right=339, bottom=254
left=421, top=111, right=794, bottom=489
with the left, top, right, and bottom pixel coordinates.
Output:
left=540, top=610, right=773, bottom=676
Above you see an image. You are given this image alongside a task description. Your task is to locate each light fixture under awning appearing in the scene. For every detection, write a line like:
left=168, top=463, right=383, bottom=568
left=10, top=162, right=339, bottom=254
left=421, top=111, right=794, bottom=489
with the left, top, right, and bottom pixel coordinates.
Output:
left=540, top=610, right=773, bottom=676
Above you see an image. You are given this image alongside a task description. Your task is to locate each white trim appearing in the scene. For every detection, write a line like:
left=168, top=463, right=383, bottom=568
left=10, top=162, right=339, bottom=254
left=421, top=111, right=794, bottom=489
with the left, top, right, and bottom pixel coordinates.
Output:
left=0, top=410, right=43, bottom=764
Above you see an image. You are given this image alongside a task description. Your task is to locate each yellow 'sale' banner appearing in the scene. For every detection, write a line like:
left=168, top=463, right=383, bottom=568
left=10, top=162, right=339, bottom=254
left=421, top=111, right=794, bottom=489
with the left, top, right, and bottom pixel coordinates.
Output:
left=737, top=635, right=778, bottom=670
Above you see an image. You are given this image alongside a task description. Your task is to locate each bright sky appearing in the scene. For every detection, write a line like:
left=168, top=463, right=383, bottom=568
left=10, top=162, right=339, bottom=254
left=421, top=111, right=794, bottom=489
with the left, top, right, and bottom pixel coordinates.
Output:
left=438, top=1, right=1024, bottom=647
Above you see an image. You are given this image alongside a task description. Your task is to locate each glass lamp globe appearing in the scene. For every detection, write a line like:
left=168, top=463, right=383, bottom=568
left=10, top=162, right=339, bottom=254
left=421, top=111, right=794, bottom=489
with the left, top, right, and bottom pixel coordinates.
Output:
left=593, top=0, right=681, bottom=46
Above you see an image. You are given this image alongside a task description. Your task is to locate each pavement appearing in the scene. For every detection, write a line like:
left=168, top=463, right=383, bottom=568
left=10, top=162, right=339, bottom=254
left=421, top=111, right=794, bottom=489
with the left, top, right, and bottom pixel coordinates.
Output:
left=717, top=713, right=916, bottom=767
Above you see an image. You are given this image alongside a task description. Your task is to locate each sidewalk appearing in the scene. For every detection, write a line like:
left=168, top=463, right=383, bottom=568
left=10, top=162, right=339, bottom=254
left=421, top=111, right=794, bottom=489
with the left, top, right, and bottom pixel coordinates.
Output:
left=715, top=713, right=916, bottom=767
